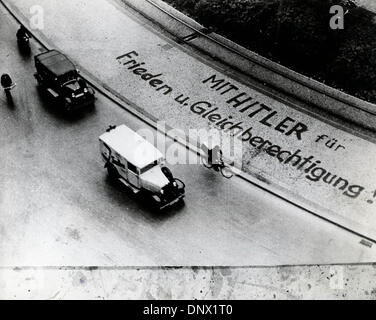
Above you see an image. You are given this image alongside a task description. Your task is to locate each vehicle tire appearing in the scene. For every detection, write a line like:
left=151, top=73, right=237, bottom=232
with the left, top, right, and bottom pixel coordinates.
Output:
left=35, top=75, right=43, bottom=87
left=140, top=192, right=161, bottom=211
left=107, top=164, right=118, bottom=181
left=177, top=197, right=185, bottom=208
left=61, top=99, right=70, bottom=112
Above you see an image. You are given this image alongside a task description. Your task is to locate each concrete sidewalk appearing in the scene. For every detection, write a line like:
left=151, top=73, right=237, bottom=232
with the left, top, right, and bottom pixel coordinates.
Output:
left=5, top=0, right=376, bottom=241
left=1, top=264, right=375, bottom=299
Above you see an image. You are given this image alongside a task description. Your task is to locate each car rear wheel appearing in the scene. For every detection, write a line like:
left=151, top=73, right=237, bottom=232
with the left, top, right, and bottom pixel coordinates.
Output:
left=107, top=164, right=118, bottom=181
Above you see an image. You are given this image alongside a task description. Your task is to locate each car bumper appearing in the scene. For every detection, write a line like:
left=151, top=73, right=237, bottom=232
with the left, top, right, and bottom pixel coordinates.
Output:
left=159, top=193, right=185, bottom=210
left=66, top=96, right=95, bottom=111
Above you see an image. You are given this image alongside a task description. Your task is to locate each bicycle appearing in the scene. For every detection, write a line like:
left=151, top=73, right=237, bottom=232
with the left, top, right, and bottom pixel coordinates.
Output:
left=202, top=155, right=234, bottom=179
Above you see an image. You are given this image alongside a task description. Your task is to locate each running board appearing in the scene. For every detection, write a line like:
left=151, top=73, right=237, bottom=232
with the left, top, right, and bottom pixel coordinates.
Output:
left=118, top=177, right=140, bottom=194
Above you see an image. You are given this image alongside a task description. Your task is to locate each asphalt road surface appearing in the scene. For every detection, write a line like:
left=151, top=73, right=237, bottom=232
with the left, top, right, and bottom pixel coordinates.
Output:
left=0, top=2, right=375, bottom=267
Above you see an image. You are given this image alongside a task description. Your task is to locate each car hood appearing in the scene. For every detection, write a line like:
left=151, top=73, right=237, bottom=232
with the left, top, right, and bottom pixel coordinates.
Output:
left=140, top=165, right=170, bottom=193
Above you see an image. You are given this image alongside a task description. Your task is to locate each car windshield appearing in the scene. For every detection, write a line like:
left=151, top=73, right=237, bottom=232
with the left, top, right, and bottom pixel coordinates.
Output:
left=61, top=79, right=77, bottom=87
left=140, top=160, right=158, bottom=174
left=59, top=71, right=78, bottom=86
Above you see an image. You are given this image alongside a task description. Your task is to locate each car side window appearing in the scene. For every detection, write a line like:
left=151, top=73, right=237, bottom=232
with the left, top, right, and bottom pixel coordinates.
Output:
left=128, top=162, right=137, bottom=174
left=110, top=152, right=125, bottom=169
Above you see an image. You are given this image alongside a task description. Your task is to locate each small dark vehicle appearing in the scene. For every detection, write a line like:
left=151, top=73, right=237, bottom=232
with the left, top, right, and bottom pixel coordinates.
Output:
left=34, top=50, right=95, bottom=111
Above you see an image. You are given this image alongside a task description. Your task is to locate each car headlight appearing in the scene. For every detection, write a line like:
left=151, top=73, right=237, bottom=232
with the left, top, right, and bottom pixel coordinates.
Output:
left=84, top=88, right=88, bottom=93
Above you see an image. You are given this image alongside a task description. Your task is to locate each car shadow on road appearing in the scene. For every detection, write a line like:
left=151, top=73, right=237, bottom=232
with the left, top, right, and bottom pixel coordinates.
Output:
left=103, top=175, right=184, bottom=222
left=36, top=87, right=96, bottom=124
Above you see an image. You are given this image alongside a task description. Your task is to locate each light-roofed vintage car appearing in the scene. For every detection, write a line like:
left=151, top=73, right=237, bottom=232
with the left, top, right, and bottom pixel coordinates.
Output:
left=99, top=125, right=185, bottom=210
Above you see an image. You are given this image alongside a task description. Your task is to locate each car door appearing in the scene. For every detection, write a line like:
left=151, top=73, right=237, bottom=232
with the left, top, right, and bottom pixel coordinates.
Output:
left=108, top=152, right=127, bottom=179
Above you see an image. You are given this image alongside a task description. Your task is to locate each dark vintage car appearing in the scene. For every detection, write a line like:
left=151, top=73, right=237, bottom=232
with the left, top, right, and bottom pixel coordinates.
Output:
left=34, top=50, right=95, bottom=111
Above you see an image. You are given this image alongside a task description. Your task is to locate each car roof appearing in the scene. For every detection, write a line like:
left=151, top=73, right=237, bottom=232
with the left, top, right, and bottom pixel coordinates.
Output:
left=35, top=50, right=76, bottom=76
left=99, top=125, right=164, bottom=169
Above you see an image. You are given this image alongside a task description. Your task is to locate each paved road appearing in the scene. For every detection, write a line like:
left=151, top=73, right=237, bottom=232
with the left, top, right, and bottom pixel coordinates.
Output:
left=0, top=2, right=375, bottom=267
